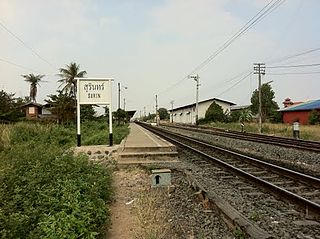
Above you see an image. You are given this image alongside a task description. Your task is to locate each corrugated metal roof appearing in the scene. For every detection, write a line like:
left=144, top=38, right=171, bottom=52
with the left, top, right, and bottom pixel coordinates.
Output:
left=170, top=97, right=236, bottom=112
left=279, top=99, right=320, bottom=112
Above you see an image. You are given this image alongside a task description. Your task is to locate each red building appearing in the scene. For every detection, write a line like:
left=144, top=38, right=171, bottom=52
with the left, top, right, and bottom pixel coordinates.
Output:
left=279, top=98, right=320, bottom=125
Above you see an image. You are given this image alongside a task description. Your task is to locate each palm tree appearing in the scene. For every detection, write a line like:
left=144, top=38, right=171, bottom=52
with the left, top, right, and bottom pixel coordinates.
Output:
left=22, top=74, right=45, bottom=102
left=239, top=108, right=253, bottom=123
left=58, top=62, right=87, bottom=98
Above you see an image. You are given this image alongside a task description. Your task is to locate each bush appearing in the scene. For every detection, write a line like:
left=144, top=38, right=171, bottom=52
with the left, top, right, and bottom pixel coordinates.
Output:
left=205, top=102, right=225, bottom=122
left=309, top=110, right=320, bottom=125
left=0, top=123, right=114, bottom=238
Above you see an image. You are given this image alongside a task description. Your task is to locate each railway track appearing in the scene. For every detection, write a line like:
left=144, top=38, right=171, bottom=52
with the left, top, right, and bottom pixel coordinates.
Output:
left=139, top=123, right=320, bottom=219
left=161, top=123, right=320, bottom=153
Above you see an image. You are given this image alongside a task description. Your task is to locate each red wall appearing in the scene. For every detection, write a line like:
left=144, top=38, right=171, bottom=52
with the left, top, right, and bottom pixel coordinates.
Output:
left=282, top=111, right=310, bottom=125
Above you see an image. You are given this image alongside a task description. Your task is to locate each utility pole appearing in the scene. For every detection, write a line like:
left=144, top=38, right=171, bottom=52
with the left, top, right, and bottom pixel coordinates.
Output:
left=155, top=94, right=159, bottom=125
left=117, top=82, right=120, bottom=109
left=170, top=100, right=174, bottom=123
left=123, top=98, right=126, bottom=111
left=253, top=63, right=265, bottom=134
left=188, top=74, right=200, bottom=125
left=144, top=106, right=146, bottom=117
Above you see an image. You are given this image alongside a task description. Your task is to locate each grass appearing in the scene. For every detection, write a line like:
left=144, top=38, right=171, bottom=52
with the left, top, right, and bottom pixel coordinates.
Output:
left=133, top=188, right=170, bottom=239
left=0, top=120, right=129, bottom=238
left=202, top=122, right=320, bottom=141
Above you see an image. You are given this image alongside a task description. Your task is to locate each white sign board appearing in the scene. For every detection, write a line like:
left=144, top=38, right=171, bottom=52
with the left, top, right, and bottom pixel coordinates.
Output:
left=75, top=77, right=114, bottom=146
left=78, top=79, right=111, bottom=105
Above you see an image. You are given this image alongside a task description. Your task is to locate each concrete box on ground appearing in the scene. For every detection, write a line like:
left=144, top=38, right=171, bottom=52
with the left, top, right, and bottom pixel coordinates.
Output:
left=151, top=169, right=171, bottom=187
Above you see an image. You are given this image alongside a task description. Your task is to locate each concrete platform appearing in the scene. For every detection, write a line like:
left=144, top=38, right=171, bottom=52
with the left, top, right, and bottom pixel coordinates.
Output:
left=118, top=123, right=179, bottom=165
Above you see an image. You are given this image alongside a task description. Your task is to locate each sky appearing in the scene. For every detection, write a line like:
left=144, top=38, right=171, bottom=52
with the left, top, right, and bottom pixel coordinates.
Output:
left=1, top=0, right=320, bottom=117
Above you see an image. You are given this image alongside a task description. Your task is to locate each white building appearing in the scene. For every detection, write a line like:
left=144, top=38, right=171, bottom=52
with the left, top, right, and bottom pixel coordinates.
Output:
left=169, top=98, right=235, bottom=124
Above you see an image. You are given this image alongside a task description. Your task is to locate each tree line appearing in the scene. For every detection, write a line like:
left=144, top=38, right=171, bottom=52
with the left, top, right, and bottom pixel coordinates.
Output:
left=1, top=62, right=117, bottom=124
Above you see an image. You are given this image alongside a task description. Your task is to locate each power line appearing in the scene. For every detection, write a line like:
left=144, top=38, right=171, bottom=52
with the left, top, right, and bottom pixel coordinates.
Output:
left=188, top=0, right=285, bottom=76
left=217, top=72, right=253, bottom=97
left=266, top=47, right=320, bottom=64
left=268, top=63, right=320, bottom=68
left=157, top=0, right=285, bottom=96
left=267, top=71, right=320, bottom=75
left=0, top=57, right=41, bottom=73
left=0, top=20, right=56, bottom=69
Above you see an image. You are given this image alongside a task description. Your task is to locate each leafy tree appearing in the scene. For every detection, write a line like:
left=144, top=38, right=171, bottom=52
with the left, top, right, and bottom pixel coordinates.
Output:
left=22, top=74, right=45, bottom=102
left=158, top=108, right=169, bottom=120
left=58, top=62, right=87, bottom=98
left=239, top=109, right=253, bottom=123
left=205, top=102, right=225, bottom=122
left=45, top=91, right=76, bottom=124
left=80, top=105, right=96, bottom=121
left=309, top=110, right=320, bottom=125
left=113, top=108, right=129, bottom=125
left=0, top=90, right=25, bottom=122
left=250, top=83, right=279, bottom=122
left=142, top=113, right=156, bottom=122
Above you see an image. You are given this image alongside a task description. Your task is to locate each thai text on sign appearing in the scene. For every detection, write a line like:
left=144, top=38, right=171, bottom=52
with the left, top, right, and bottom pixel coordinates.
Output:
left=78, top=79, right=111, bottom=104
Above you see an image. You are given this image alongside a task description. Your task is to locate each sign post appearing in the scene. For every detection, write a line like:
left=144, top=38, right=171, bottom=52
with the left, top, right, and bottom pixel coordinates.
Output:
left=76, top=77, right=114, bottom=147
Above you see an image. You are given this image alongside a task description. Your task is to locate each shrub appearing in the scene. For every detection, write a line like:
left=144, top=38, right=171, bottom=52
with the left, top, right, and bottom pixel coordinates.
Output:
left=309, top=110, right=320, bottom=125
left=205, top=102, right=225, bottom=122
left=0, top=123, right=114, bottom=238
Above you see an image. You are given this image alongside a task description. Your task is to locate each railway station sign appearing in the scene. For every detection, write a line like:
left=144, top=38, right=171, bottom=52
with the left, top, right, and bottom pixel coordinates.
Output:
left=78, top=79, right=111, bottom=104
left=76, top=77, right=114, bottom=147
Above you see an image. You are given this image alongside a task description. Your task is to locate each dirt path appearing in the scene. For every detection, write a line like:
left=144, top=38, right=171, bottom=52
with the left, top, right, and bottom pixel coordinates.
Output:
left=106, top=168, right=148, bottom=239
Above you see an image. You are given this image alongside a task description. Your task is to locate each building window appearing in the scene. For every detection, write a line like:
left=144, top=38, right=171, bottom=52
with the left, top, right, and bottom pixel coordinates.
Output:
left=29, top=107, right=35, bottom=114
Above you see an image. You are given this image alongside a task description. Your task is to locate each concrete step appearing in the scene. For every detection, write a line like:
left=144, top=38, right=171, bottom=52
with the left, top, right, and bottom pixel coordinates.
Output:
left=119, top=151, right=178, bottom=161
left=122, top=145, right=176, bottom=153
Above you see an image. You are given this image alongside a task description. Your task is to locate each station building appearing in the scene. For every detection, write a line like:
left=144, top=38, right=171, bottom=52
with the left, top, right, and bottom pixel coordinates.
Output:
left=169, top=98, right=235, bottom=124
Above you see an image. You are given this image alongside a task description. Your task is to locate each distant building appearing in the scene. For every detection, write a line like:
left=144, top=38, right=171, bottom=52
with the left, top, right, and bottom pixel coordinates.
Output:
left=278, top=98, right=320, bottom=124
left=169, top=98, right=235, bottom=124
left=230, top=105, right=251, bottom=113
left=21, top=102, right=57, bottom=120
left=22, top=102, right=43, bottom=119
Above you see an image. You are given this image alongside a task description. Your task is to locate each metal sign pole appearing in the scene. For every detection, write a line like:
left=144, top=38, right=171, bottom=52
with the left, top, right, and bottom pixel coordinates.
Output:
left=109, top=80, right=113, bottom=146
left=77, top=79, right=81, bottom=146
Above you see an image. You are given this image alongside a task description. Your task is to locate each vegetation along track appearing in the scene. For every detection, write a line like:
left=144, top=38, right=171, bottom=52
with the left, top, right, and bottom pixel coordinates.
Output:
left=162, top=123, right=320, bottom=153
left=139, top=123, right=320, bottom=219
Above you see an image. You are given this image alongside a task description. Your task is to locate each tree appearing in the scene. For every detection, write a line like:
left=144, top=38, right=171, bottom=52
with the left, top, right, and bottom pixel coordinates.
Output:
left=250, top=83, right=279, bottom=122
left=158, top=108, right=169, bottom=120
left=22, top=74, right=45, bottom=102
left=113, top=108, right=129, bottom=125
left=309, top=110, right=320, bottom=125
left=45, top=91, right=76, bottom=124
left=239, top=109, right=253, bottom=123
left=205, top=102, right=225, bottom=122
left=0, top=90, right=24, bottom=122
left=80, top=105, right=96, bottom=121
left=58, top=62, right=87, bottom=98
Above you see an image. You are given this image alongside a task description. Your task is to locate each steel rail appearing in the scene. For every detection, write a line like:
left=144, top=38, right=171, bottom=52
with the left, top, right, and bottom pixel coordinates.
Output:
left=162, top=123, right=320, bottom=153
left=139, top=123, right=320, bottom=218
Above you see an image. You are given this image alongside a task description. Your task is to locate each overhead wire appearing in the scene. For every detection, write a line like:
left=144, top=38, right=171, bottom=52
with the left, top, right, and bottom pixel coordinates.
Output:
left=267, top=71, right=320, bottom=75
left=0, top=57, right=41, bottom=73
left=156, top=0, right=285, bottom=96
left=0, top=20, right=56, bottom=69
left=268, top=63, right=320, bottom=68
left=216, top=72, right=253, bottom=98
left=266, top=47, right=320, bottom=64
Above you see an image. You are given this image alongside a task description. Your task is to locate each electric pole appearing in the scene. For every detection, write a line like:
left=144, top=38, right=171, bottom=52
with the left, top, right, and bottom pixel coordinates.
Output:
left=253, top=63, right=265, bottom=134
left=123, top=98, right=126, bottom=111
left=170, top=100, right=174, bottom=123
left=155, top=94, right=159, bottom=125
left=188, top=74, right=200, bottom=125
left=118, top=82, right=120, bottom=109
